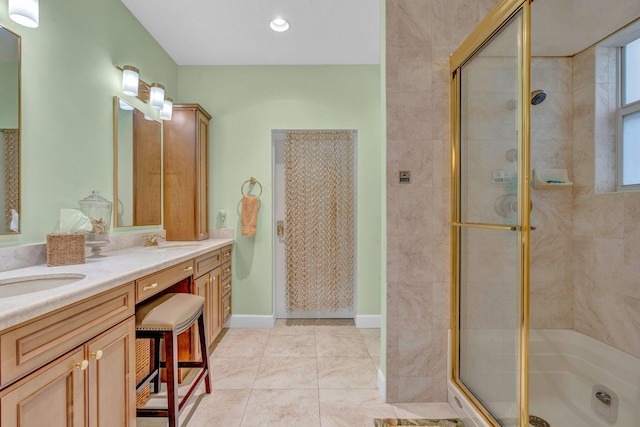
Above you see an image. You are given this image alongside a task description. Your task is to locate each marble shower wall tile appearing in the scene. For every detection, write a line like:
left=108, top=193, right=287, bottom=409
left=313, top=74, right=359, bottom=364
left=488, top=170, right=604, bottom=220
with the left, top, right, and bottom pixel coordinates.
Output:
left=386, top=0, right=501, bottom=403
left=571, top=45, right=640, bottom=360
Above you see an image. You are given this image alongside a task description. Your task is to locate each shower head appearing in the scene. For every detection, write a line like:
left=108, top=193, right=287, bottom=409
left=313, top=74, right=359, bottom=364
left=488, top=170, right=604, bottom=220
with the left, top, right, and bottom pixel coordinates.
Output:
left=531, top=89, right=546, bottom=105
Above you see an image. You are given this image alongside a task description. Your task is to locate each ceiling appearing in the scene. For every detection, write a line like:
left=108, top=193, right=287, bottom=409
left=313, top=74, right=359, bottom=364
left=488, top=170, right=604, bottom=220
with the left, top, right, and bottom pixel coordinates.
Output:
left=120, top=0, right=381, bottom=66
left=121, top=0, right=640, bottom=66
left=532, top=0, right=640, bottom=56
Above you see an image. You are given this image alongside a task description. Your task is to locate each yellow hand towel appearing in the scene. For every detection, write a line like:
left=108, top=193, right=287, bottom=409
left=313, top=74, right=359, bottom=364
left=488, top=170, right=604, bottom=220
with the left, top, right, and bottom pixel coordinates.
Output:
left=241, top=196, right=259, bottom=236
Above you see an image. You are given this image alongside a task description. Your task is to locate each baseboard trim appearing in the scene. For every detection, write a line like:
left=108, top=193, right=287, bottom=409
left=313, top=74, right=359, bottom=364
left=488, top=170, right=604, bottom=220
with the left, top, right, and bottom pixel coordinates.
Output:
left=377, top=368, right=386, bottom=401
left=226, top=314, right=276, bottom=329
left=355, top=314, right=381, bottom=328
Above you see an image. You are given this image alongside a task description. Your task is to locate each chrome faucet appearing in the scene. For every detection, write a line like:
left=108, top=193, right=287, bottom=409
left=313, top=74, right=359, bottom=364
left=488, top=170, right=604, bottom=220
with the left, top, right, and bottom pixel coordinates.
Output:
left=143, top=234, right=165, bottom=247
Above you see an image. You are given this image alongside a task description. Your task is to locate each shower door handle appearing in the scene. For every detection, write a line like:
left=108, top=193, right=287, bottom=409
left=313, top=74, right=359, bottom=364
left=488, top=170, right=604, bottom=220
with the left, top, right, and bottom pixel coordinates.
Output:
left=277, top=220, right=285, bottom=237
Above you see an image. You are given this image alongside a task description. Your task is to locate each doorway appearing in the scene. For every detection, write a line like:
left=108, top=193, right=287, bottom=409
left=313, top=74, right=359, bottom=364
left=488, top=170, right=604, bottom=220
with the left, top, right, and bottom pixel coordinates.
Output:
left=272, top=129, right=357, bottom=319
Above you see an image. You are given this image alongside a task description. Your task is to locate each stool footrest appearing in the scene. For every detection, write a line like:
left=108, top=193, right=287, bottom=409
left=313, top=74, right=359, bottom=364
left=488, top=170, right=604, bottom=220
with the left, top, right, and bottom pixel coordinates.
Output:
left=136, top=370, right=159, bottom=393
left=137, top=408, right=169, bottom=418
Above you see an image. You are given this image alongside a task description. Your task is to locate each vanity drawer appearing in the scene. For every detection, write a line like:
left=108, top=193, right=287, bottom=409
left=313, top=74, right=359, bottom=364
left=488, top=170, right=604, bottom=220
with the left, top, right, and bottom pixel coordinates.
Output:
left=221, top=277, right=232, bottom=298
left=194, top=249, right=221, bottom=278
left=221, top=261, right=232, bottom=281
left=220, top=245, right=232, bottom=262
left=0, top=283, right=134, bottom=388
left=221, top=292, right=232, bottom=325
left=136, top=260, right=194, bottom=303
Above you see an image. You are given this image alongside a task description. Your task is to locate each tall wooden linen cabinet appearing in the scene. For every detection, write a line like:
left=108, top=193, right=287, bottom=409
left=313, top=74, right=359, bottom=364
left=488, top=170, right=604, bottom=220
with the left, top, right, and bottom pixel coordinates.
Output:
left=163, top=104, right=212, bottom=241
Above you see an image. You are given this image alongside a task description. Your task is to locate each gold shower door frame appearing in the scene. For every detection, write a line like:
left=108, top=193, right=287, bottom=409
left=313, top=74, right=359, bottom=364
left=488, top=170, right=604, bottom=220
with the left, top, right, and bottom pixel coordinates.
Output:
left=449, top=1, right=532, bottom=427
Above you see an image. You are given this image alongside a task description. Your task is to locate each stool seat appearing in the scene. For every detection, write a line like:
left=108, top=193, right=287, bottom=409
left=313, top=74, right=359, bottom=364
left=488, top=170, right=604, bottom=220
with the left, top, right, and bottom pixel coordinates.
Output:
left=136, top=293, right=205, bottom=332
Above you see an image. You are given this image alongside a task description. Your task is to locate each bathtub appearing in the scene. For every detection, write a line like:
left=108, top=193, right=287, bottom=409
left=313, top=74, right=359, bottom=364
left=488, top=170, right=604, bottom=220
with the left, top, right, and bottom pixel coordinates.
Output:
left=530, top=329, right=640, bottom=427
left=448, top=329, right=640, bottom=426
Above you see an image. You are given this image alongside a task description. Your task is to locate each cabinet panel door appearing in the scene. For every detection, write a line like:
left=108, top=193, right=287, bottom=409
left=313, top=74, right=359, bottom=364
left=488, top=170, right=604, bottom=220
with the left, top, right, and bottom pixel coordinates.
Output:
left=193, top=274, right=209, bottom=360
left=87, top=318, right=135, bottom=427
left=208, top=267, right=222, bottom=344
left=0, top=348, right=86, bottom=427
left=196, top=111, right=209, bottom=240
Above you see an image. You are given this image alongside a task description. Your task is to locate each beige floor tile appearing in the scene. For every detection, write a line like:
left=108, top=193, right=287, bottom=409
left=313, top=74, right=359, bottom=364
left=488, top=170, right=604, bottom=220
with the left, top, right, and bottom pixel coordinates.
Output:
left=317, top=357, right=378, bottom=389
left=254, top=357, right=318, bottom=389
left=270, top=318, right=317, bottom=335
left=185, top=389, right=251, bottom=427
left=223, top=328, right=271, bottom=336
left=371, top=356, right=381, bottom=371
left=209, top=357, right=261, bottom=389
left=360, top=329, right=382, bottom=357
left=315, top=319, right=360, bottom=335
left=392, top=402, right=458, bottom=419
left=319, top=388, right=397, bottom=427
left=241, top=389, right=321, bottom=427
left=263, top=334, right=317, bottom=357
left=211, top=334, right=268, bottom=358
left=316, top=332, right=369, bottom=357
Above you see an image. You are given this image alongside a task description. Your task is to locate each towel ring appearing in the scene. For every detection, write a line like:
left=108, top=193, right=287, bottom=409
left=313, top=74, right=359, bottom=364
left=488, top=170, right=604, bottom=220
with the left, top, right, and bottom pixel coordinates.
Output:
left=241, top=177, right=263, bottom=198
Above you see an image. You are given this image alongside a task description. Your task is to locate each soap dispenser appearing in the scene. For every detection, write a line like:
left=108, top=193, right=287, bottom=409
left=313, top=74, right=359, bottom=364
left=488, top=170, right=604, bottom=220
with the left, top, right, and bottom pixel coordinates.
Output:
left=78, top=191, right=113, bottom=257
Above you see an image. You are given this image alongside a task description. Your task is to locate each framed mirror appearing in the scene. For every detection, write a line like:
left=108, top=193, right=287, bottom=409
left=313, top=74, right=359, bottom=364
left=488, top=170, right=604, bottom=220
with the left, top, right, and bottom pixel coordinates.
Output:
left=113, top=97, right=161, bottom=227
left=0, top=26, right=20, bottom=234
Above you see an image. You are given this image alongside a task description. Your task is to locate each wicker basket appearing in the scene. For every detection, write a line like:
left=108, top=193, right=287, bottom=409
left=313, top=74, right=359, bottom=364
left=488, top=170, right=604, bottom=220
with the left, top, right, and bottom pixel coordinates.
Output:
left=135, top=338, right=151, bottom=407
left=46, top=233, right=85, bottom=266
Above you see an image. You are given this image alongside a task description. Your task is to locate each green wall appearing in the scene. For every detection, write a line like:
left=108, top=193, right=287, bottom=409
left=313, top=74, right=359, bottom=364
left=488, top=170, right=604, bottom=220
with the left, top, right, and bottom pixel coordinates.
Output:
left=178, top=65, right=383, bottom=316
left=0, top=0, right=177, bottom=246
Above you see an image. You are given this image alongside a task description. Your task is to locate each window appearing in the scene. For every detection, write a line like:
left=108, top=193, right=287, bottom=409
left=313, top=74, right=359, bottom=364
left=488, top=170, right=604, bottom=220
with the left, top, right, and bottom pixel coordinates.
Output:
left=618, top=37, right=640, bottom=188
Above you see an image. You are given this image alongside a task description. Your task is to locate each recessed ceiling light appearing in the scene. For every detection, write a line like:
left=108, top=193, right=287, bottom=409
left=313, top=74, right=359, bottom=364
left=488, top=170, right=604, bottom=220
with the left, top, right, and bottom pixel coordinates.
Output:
left=270, top=17, right=290, bottom=33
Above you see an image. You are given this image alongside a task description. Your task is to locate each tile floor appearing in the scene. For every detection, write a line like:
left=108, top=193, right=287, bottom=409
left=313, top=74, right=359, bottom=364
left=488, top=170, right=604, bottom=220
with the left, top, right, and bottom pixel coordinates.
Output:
left=137, top=319, right=457, bottom=427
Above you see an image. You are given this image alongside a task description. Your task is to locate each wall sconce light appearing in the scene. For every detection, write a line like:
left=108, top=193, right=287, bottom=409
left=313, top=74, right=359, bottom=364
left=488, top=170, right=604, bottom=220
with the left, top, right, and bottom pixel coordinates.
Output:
left=118, top=99, right=134, bottom=111
left=122, top=66, right=139, bottom=97
left=160, top=97, right=173, bottom=120
left=8, top=0, right=39, bottom=28
left=149, top=83, right=165, bottom=109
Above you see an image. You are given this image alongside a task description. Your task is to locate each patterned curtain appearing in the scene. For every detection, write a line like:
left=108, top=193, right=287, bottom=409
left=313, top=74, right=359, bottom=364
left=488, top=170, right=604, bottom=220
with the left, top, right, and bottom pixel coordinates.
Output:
left=284, top=130, right=355, bottom=312
left=3, top=130, right=19, bottom=232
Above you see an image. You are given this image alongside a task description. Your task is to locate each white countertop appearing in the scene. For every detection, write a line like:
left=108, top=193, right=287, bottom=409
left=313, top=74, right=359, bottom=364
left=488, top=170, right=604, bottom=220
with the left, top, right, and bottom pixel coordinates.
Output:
left=0, top=238, right=234, bottom=331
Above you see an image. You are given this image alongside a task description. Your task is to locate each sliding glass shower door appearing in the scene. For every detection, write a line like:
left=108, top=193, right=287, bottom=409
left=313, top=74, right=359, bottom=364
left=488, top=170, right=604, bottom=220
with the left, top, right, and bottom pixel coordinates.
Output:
left=450, top=2, right=531, bottom=426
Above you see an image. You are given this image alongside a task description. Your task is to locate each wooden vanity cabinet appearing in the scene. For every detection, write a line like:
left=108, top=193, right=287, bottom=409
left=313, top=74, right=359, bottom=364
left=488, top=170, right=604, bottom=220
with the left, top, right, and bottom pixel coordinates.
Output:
left=0, top=285, right=136, bottom=427
left=163, top=104, right=212, bottom=241
left=194, top=249, right=223, bottom=346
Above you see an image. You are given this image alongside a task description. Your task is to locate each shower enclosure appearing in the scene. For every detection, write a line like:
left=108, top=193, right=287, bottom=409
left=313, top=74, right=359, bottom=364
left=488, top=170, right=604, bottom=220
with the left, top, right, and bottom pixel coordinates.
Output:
left=450, top=1, right=531, bottom=426
left=450, top=0, right=640, bottom=426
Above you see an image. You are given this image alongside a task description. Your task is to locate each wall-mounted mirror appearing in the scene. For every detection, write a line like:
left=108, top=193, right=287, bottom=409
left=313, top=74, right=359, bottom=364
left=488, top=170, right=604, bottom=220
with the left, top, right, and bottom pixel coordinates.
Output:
left=113, top=97, right=161, bottom=227
left=0, top=26, right=20, bottom=234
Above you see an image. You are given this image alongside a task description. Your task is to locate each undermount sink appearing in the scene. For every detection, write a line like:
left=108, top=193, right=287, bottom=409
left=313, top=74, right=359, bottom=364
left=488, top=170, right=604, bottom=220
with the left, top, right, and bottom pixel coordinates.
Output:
left=155, top=243, right=202, bottom=249
left=0, top=273, right=86, bottom=298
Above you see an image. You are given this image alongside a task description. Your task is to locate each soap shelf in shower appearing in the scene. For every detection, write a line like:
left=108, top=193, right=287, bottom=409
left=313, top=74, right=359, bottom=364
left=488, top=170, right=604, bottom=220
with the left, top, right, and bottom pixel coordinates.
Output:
left=533, top=168, right=573, bottom=188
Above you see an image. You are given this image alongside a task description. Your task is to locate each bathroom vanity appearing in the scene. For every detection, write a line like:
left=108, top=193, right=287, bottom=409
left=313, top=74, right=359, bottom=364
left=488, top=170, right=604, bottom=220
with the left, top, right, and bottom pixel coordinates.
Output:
left=0, top=237, right=233, bottom=426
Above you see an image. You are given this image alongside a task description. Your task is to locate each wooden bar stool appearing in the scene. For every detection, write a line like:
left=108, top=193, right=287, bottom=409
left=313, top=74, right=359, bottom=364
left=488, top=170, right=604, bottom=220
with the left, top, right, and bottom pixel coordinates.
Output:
left=135, top=293, right=211, bottom=427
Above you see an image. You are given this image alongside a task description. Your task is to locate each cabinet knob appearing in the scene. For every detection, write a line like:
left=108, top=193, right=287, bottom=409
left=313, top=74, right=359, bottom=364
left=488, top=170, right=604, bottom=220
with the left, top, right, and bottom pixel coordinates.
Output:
left=183, top=266, right=193, bottom=272
left=143, top=282, right=158, bottom=291
left=224, top=284, right=231, bottom=290
left=224, top=268, right=231, bottom=274
left=224, top=306, right=230, bottom=312
left=91, top=350, right=104, bottom=360
left=76, top=360, right=89, bottom=371
left=223, top=251, right=230, bottom=258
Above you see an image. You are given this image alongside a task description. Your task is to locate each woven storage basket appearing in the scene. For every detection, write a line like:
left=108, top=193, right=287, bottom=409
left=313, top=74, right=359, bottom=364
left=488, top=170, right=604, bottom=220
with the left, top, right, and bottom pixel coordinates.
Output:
left=135, top=338, right=151, bottom=407
left=46, top=233, right=85, bottom=266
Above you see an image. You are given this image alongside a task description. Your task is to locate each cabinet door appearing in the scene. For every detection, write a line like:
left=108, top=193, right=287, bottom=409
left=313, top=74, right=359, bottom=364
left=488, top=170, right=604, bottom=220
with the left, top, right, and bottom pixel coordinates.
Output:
left=193, top=274, right=209, bottom=359
left=196, top=111, right=209, bottom=240
left=0, top=348, right=86, bottom=427
left=87, top=318, right=136, bottom=427
left=208, top=267, right=222, bottom=344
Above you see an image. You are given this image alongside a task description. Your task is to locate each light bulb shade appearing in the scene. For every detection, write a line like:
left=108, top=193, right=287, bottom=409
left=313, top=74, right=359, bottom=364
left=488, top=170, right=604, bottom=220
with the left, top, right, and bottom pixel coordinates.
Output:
left=160, top=97, right=173, bottom=120
left=149, top=83, right=165, bottom=109
left=8, top=0, right=39, bottom=28
left=270, top=17, right=290, bottom=32
left=122, top=66, right=139, bottom=96
left=118, top=99, right=134, bottom=111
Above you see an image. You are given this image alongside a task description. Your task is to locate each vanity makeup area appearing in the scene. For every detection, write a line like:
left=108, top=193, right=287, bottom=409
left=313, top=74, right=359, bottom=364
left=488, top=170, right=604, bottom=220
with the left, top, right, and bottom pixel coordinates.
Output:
left=0, top=11, right=232, bottom=426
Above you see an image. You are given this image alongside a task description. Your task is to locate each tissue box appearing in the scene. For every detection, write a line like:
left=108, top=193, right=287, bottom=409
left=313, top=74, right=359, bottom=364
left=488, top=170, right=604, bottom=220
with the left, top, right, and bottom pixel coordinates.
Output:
left=46, top=233, right=86, bottom=266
